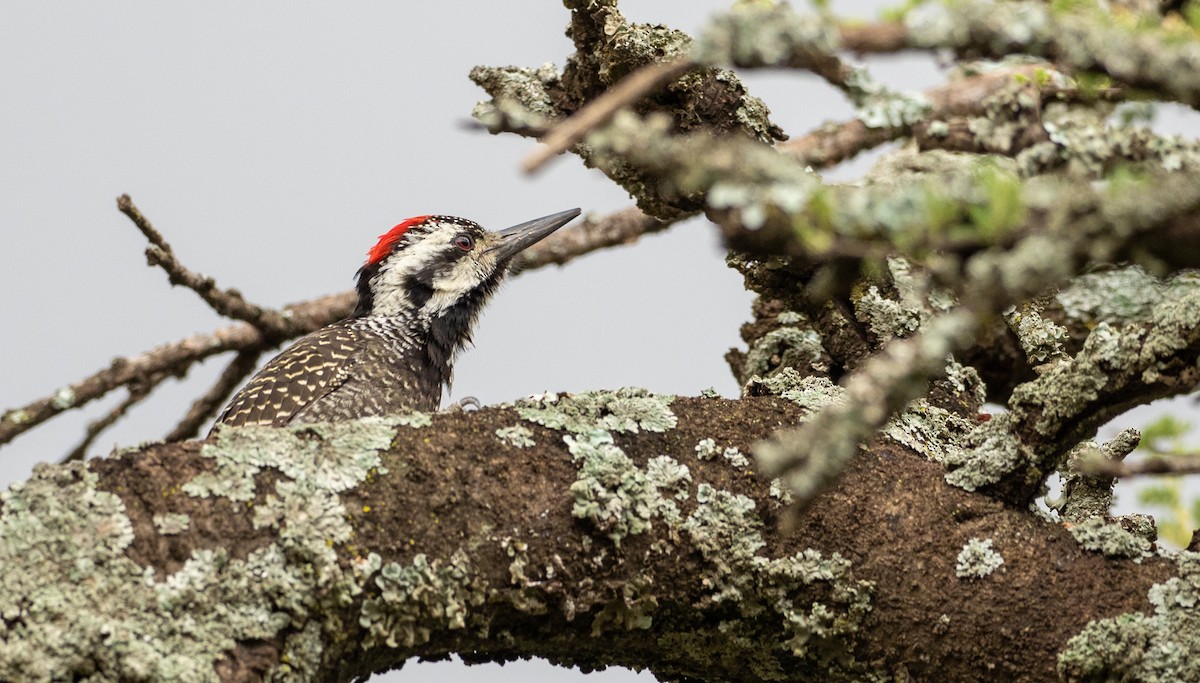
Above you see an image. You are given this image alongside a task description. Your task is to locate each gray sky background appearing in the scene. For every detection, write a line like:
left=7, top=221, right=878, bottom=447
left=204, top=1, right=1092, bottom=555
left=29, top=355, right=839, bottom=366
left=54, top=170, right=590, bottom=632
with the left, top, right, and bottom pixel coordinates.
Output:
left=2, top=2, right=1197, bottom=681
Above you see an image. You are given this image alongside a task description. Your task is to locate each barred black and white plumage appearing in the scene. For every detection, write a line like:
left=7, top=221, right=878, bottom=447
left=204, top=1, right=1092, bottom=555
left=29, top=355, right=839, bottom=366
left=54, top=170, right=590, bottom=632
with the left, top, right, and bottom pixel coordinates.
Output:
left=211, top=209, right=580, bottom=431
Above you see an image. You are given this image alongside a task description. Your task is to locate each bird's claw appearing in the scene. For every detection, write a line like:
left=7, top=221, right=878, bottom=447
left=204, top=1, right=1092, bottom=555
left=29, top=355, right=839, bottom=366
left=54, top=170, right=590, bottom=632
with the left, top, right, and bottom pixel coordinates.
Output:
left=448, top=396, right=481, bottom=412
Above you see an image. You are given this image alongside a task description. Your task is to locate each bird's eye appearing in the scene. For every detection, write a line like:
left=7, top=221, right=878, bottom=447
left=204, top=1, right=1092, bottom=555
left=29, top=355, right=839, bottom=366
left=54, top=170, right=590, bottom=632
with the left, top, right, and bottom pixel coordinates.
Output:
left=453, top=233, right=475, bottom=251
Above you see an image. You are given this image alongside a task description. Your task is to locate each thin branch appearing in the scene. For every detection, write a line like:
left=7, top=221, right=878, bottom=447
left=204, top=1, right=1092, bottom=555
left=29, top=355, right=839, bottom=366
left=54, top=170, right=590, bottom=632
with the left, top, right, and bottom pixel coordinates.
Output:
left=838, top=22, right=910, bottom=55
left=163, top=348, right=265, bottom=442
left=117, top=195, right=295, bottom=339
left=519, top=206, right=681, bottom=268
left=1082, top=455, right=1200, bottom=478
left=837, top=9, right=1200, bottom=109
left=61, top=374, right=164, bottom=462
left=780, top=63, right=1118, bottom=168
left=522, top=57, right=696, bottom=174
left=0, top=291, right=351, bottom=450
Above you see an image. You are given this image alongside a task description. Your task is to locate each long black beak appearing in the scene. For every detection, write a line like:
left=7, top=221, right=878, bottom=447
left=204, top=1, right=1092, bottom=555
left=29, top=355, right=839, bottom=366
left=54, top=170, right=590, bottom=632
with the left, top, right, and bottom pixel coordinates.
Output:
left=490, top=208, right=581, bottom=261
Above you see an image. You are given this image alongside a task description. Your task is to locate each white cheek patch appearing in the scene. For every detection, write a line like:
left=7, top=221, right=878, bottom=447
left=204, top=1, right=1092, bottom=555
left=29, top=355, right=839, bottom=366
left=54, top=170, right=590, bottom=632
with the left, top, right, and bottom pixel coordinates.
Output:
left=368, top=235, right=453, bottom=317
left=422, top=253, right=499, bottom=316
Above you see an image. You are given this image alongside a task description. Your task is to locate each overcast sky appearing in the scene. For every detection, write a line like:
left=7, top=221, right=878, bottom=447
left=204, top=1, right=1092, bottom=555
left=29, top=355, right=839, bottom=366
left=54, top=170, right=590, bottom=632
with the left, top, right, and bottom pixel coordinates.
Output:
left=3, top=2, right=1198, bottom=681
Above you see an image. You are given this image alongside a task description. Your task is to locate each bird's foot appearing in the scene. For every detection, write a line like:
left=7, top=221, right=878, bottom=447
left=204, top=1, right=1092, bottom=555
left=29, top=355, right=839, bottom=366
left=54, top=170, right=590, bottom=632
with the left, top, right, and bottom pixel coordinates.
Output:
left=446, top=396, right=481, bottom=413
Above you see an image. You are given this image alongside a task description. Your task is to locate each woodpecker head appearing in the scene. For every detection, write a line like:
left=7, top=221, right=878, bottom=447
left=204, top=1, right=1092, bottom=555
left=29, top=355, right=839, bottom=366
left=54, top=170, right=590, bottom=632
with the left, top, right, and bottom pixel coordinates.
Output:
left=353, top=208, right=580, bottom=323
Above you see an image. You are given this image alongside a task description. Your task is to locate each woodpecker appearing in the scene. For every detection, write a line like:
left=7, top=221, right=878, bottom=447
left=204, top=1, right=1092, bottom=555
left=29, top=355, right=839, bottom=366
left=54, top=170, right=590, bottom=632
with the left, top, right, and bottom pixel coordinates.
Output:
left=211, top=208, right=581, bottom=430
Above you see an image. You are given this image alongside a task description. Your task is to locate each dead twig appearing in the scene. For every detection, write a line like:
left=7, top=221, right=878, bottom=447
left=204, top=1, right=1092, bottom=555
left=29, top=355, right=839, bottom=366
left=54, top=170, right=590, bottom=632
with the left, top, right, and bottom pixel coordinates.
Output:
left=523, top=57, right=696, bottom=174
left=118, top=194, right=295, bottom=339
left=781, top=63, right=1123, bottom=168
left=1082, top=455, right=1200, bottom=478
left=164, top=348, right=265, bottom=442
left=838, top=22, right=910, bottom=55
left=0, top=290, right=353, bottom=450
left=61, top=374, right=165, bottom=462
left=520, top=206, right=680, bottom=268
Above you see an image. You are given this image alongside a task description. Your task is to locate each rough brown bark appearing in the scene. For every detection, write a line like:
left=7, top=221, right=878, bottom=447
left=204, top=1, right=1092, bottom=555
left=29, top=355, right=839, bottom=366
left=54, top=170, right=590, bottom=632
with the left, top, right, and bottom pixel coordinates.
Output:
left=82, top=397, right=1170, bottom=682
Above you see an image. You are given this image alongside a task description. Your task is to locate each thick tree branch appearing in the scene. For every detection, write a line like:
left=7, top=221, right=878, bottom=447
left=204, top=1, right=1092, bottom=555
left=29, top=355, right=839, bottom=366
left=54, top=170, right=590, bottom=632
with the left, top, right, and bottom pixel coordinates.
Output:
left=3, top=397, right=1181, bottom=682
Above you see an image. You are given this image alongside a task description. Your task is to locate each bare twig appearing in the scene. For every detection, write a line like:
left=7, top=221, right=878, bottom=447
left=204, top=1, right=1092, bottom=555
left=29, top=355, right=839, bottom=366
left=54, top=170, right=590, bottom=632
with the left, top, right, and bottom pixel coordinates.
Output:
left=0, top=291, right=352, bottom=450
left=782, top=64, right=1045, bottom=166
left=519, top=206, right=680, bottom=268
left=780, top=63, right=1125, bottom=168
left=61, top=374, right=165, bottom=462
left=118, top=195, right=295, bottom=339
left=781, top=120, right=902, bottom=169
left=163, top=348, right=265, bottom=442
left=1082, top=455, right=1200, bottom=478
left=840, top=12, right=1200, bottom=109
left=838, top=22, right=910, bottom=55
left=0, top=204, right=676, bottom=450
left=523, top=57, right=696, bottom=174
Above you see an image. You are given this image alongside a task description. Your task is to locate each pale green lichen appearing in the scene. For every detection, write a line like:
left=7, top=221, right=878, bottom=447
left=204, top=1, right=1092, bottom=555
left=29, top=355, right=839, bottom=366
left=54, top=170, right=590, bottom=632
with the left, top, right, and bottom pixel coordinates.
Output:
left=1017, top=101, right=1200, bottom=178
left=252, top=479, right=352, bottom=585
left=743, top=368, right=847, bottom=414
left=501, top=537, right=531, bottom=585
left=693, top=4, right=836, bottom=68
left=1053, top=429, right=1140, bottom=523
left=699, top=387, right=721, bottom=398
left=359, top=550, right=485, bottom=649
left=468, top=63, right=561, bottom=131
left=883, top=399, right=979, bottom=466
left=843, top=64, right=933, bottom=129
left=646, top=456, right=691, bottom=503
left=943, top=413, right=1024, bottom=491
left=590, top=576, right=658, bottom=635
left=499, top=536, right=548, bottom=616
left=1068, top=518, right=1154, bottom=560
left=955, top=538, right=1005, bottom=579
left=1056, top=265, right=1162, bottom=324
left=694, top=439, right=749, bottom=469
left=681, top=484, right=874, bottom=662
left=566, top=431, right=659, bottom=547
left=857, top=285, right=923, bottom=341
left=5, top=409, right=30, bottom=425
left=769, top=478, right=794, bottom=506
left=390, top=411, right=433, bottom=429
left=1007, top=305, right=1068, bottom=363
left=777, top=311, right=804, bottom=325
left=1058, top=553, right=1200, bottom=681
left=152, top=512, right=190, bottom=535
left=742, top=324, right=829, bottom=377
left=723, top=447, right=750, bottom=469
left=188, top=418, right=395, bottom=501
left=495, top=425, right=535, bottom=449
left=51, top=387, right=76, bottom=410
left=940, top=360, right=987, bottom=407
left=0, top=461, right=311, bottom=681
left=516, top=388, right=677, bottom=435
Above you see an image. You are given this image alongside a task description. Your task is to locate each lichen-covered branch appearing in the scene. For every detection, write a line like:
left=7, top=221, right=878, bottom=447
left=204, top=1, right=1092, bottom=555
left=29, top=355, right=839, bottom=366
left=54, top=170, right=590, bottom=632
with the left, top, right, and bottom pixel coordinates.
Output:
left=848, top=2, right=1200, bottom=110
left=1, top=395, right=1186, bottom=682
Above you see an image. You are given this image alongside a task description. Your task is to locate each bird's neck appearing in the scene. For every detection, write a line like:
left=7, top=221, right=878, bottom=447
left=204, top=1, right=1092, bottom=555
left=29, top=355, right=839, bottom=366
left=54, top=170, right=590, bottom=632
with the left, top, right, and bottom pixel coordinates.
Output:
left=352, top=304, right=478, bottom=390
